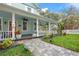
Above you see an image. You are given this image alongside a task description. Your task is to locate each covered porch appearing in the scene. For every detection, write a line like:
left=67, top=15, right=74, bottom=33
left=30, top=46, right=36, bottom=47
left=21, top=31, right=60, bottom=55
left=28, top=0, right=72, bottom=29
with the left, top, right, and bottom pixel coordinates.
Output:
left=0, top=4, right=53, bottom=40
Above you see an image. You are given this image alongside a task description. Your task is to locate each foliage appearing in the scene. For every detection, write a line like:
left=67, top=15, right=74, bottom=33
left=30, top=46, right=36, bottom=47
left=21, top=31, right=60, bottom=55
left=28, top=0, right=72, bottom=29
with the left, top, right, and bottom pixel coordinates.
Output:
left=57, top=21, right=64, bottom=35
left=42, top=34, right=50, bottom=39
left=40, top=9, right=60, bottom=21
left=0, top=44, right=32, bottom=56
left=42, top=33, right=54, bottom=43
left=63, top=6, right=79, bottom=16
left=45, top=13, right=60, bottom=21
left=62, top=6, right=79, bottom=29
left=43, top=33, right=53, bottom=39
left=0, top=38, right=13, bottom=49
left=62, top=32, right=66, bottom=36
left=15, top=29, right=21, bottom=34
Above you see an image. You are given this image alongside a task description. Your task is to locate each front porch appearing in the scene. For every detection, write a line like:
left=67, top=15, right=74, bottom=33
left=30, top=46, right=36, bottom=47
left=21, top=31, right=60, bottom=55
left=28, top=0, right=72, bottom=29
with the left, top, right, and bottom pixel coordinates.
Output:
left=0, top=4, right=52, bottom=41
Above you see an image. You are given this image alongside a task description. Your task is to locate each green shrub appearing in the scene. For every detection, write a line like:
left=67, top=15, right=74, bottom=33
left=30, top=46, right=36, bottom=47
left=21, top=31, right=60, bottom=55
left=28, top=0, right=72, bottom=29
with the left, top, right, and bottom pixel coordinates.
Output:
left=43, top=33, right=53, bottom=40
left=49, top=34, right=53, bottom=38
left=42, top=33, right=54, bottom=43
left=42, top=34, right=49, bottom=39
left=62, top=32, right=66, bottom=36
left=2, top=38, right=13, bottom=48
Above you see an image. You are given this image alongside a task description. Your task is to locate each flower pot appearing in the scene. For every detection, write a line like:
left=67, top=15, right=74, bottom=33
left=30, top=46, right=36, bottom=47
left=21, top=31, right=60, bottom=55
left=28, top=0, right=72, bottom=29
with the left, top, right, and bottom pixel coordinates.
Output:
left=16, top=34, right=21, bottom=39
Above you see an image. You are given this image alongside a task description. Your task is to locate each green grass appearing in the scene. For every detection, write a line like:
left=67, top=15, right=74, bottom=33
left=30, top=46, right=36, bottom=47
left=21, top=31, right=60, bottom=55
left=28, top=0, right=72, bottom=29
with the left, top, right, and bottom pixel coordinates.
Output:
left=42, top=34, right=79, bottom=52
left=0, top=44, right=32, bottom=56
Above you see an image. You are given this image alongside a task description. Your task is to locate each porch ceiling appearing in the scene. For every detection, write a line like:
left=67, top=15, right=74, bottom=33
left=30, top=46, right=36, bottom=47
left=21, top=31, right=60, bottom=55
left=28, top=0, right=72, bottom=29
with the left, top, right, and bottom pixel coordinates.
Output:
left=0, top=4, right=56, bottom=23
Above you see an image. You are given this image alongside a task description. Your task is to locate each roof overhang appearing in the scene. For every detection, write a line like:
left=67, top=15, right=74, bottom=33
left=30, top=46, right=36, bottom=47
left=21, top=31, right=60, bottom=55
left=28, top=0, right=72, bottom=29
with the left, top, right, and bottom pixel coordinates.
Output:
left=0, top=3, right=56, bottom=23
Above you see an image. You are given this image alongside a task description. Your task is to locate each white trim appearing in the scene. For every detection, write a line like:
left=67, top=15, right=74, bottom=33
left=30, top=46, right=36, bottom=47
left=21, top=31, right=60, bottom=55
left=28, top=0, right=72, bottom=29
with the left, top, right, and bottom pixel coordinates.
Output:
left=36, top=18, right=39, bottom=37
left=12, top=13, right=15, bottom=40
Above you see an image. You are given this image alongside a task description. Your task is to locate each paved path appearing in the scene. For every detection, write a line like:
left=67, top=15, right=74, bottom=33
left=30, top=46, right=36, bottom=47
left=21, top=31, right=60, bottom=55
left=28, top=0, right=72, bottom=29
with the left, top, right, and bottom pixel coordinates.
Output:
left=24, top=38, right=79, bottom=56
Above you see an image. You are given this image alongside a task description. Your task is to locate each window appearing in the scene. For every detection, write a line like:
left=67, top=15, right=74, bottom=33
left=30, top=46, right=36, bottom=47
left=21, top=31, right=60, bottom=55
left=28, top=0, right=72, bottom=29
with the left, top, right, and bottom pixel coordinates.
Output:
left=23, top=19, right=28, bottom=30
left=0, top=18, right=2, bottom=31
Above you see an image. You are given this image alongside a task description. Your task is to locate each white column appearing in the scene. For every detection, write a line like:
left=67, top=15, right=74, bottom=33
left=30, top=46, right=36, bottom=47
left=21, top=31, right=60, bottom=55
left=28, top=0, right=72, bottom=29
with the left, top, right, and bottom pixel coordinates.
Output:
left=12, top=13, right=15, bottom=40
left=36, top=19, right=39, bottom=37
left=48, top=22, right=51, bottom=33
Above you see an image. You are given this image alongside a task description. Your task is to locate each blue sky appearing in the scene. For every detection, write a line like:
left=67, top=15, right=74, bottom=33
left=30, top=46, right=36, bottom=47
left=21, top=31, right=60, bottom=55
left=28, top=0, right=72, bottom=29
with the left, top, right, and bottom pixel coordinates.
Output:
left=39, top=3, right=71, bottom=13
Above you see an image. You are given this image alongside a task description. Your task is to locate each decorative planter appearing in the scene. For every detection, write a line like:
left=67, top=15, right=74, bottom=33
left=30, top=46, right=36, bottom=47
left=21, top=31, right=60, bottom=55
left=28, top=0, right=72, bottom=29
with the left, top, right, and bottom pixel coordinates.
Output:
left=16, top=34, right=21, bottom=39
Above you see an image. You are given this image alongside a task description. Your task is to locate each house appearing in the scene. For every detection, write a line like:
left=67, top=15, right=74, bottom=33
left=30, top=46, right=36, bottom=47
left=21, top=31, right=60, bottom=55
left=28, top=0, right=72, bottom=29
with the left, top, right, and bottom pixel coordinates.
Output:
left=0, top=3, right=54, bottom=40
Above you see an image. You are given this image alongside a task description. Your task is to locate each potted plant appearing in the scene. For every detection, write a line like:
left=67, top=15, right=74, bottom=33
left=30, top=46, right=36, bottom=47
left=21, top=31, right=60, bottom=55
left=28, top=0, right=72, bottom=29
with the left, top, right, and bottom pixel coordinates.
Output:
left=15, top=29, right=21, bottom=39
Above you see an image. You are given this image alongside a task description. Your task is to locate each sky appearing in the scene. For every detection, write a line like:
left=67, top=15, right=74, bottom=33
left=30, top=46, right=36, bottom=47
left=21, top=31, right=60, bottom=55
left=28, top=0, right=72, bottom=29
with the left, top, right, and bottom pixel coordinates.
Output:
left=39, top=3, right=79, bottom=13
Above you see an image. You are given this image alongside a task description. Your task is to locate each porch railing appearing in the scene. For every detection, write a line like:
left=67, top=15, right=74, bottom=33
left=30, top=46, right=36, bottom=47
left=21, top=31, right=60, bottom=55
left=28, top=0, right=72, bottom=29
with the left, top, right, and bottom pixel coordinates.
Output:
left=0, top=31, right=12, bottom=41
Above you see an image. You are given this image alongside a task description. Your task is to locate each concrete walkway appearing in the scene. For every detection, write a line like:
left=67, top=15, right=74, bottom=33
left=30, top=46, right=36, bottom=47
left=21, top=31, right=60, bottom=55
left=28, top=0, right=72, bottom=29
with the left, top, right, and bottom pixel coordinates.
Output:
left=24, top=38, right=79, bottom=56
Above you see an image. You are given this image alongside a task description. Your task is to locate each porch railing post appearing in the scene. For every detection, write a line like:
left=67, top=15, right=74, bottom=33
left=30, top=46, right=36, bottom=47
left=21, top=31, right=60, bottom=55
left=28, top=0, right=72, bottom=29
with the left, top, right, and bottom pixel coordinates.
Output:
left=12, top=13, right=15, bottom=40
left=36, top=18, right=39, bottom=37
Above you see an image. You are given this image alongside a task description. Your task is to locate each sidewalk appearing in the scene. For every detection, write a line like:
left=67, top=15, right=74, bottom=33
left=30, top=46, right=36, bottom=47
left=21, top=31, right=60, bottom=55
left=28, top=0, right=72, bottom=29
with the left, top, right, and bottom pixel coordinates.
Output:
left=24, top=38, right=79, bottom=56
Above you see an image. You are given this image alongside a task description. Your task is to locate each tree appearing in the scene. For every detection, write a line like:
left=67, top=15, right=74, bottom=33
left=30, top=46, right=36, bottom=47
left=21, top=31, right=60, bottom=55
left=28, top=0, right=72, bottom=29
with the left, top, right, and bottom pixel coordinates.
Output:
left=57, top=21, right=65, bottom=35
left=62, top=6, right=79, bottom=29
left=40, top=10, right=60, bottom=21
left=44, top=12, right=60, bottom=21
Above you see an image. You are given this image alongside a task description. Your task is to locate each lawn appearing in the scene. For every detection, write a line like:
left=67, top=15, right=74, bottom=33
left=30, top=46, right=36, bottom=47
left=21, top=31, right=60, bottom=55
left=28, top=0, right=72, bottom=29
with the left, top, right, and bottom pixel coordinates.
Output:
left=0, top=44, right=32, bottom=56
left=42, top=34, right=79, bottom=52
